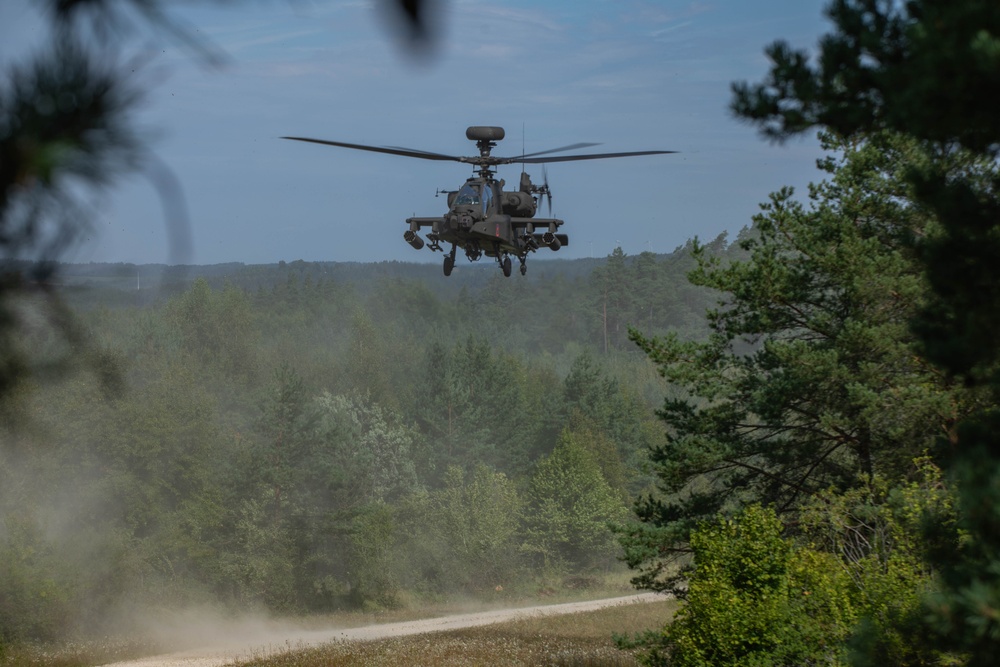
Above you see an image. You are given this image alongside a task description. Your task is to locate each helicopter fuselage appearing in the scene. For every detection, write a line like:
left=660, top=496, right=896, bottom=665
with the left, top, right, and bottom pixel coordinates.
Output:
left=405, top=176, right=567, bottom=270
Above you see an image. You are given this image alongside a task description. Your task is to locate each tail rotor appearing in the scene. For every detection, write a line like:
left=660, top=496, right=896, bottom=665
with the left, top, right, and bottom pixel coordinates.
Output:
left=541, top=166, right=553, bottom=216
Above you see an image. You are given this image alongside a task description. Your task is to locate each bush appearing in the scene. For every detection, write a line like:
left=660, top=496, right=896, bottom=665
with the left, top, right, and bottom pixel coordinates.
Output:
left=347, top=503, right=401, bottom=610
left=524, top=430, right=629, bottom=572
left=0, top=514, right=76, bottom=643
left=633, top=463, right=961, bottom=667
left=800, top=460, right=961, bottom=666
left=642, top=504, right=853, bottom=667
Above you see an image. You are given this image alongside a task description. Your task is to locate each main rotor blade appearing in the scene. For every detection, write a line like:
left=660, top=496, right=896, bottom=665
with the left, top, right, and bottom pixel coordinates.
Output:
left=383, top=145, right=462, bottom=160
left=510, top=150, right=677, bottom=164
left=520, top=142, right=602, bottom=159
left=282, top=136, right=462, bottom=162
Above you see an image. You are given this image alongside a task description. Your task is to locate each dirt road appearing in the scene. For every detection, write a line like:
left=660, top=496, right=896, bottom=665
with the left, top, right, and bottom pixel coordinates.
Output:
left=105, top=593, right=662, bottom=667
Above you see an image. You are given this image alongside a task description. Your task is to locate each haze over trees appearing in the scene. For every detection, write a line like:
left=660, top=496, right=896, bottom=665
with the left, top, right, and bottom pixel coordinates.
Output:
left=0, top=0, right=711, bottom=646
left=0, top=246, right=725, bottom=642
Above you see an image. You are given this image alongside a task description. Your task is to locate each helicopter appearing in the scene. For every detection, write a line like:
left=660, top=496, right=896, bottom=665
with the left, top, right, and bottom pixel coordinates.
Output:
left=283, top=126, right=674, bottom=277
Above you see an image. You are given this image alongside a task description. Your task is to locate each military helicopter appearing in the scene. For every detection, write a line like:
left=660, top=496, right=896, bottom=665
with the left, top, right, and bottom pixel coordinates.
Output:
left=283, top=127, right=674, bottom=277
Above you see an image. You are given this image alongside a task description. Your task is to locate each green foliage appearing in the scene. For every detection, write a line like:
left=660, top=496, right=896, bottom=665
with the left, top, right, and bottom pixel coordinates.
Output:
left=733, top=2, right=1000, bottom=663
left=561, top=417, right=630, bottom=503
left=562, top=351, right=657, bottom=493
left=592, top=247, right=712, bottom=352
left=416, top=336, right=533, bottom=477
left=342, top=310, right=395, bottom=409
left=435, top=465, right=522, bottom=588
left=233, top=371, right=422, bottom=609
left=166, top=279, right=260, bottom=381
left=312, top=391, right=420, bottom=505
left=631, top=463, right=960, bottom=667
left=397, top=465, right=522, bottom=594
left=525, top=430, right=629, bottom=571
left=347, top=503, right=401, bottom=610
left=0, top=247, right=706, bottom=637
left=640, top=505, right=852, bottom=667
left=800, top=461, right=959, bottom=666
left=622, top=132, right=979, bottom=593
left=0, top=35, right=142, bottom=401
left=0, top=514, right=75, bottom=643
left=731, top=1, right=1000, bottom=154
left=212, top=492, right=297, bottom=610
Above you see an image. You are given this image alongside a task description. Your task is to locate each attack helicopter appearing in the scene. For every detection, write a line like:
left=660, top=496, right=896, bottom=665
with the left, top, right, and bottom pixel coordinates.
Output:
left=283, top=126, right=674, bottom=277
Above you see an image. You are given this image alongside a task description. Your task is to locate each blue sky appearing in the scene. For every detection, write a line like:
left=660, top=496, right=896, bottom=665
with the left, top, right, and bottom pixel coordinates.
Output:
left=2, top=1, right=833, bottom=266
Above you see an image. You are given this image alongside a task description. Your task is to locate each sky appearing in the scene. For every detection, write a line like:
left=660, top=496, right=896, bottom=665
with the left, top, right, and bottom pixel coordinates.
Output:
left=1, top=0, right=834, bottom=267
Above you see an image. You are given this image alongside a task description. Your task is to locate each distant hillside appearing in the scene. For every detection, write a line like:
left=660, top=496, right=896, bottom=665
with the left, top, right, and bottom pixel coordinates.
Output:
left=32, top=252, right=667, bottom=306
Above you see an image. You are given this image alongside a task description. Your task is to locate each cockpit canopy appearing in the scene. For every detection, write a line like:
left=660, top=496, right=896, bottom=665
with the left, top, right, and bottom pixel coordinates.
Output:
left=454, top=182, right=493, bottom=216
left=455, top=183, right=480, bottom=207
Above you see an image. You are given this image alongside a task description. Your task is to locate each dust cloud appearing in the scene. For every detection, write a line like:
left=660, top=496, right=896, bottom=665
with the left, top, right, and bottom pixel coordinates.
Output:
left=106, top=594, right=662, bottom=667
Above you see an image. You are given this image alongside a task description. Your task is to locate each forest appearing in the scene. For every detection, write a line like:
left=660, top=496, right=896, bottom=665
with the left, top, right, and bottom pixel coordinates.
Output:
left=4, top=2, right=1000, bottom=666
left=0, top=240, right=725, bottom=641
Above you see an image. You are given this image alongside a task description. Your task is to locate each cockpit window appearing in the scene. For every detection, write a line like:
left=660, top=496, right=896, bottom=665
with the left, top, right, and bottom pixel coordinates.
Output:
left=455, top=183, right=480, bottom=207
left=481, top=184, right=493, bottom=215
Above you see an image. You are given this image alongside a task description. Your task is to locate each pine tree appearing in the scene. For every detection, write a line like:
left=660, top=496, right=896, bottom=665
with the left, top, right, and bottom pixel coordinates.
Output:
left=731, top=3, right=1000, bottom=660
left=621, top=132, right=982, bottom=593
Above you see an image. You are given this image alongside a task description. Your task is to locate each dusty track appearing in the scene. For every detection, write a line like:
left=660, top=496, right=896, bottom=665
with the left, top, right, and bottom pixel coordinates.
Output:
left=105, top=593, right=662, bottom=667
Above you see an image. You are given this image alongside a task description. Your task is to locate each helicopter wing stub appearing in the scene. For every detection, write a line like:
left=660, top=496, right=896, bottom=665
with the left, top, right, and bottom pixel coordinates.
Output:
left=507, top=218, right=568, bottom=250
left=508, top=217, right=564, bottom=229
left=511, top=150, right=677, bottom=164
left=282, top=137, right=462, bottom=162
left=405, top=216, right=443, bottom=229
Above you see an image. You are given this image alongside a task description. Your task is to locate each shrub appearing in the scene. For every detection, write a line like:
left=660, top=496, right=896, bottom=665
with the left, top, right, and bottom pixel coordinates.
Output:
left=347, top=502, right=401, bottom=610
left=632, top=462, right=961, bottom=666
left=638, top=505, right=853, bottom=667
left=800, top=460, right=960, bottom=666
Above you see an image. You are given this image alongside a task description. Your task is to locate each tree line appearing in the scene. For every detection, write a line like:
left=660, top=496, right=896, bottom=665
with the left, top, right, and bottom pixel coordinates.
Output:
left=0, top=242, right=724, bottom=642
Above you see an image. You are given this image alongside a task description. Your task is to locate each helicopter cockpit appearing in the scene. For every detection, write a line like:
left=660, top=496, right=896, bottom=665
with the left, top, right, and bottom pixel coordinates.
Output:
left=454, top=182, right=494, bottom=217
left=454, top=183, right=480, bottom=207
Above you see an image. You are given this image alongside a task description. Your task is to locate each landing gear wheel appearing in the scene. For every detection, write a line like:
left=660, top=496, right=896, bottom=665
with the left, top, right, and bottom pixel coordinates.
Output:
left=502, top=256, right=512, bottom=277
left=443, top=255, right=454, bottom=276
left=520, top=262, right=527, bottom=276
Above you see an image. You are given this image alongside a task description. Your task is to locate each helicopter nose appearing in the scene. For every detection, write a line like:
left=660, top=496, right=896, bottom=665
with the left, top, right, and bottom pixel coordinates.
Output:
left=449, top=212, right=474, bottom=230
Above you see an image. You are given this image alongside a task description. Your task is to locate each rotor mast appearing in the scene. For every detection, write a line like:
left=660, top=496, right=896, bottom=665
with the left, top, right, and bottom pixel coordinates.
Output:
left=466, top=126, right=506, bottom=179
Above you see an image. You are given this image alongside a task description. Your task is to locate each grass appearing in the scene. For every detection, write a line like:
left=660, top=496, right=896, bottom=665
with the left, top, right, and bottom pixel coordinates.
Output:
left=230, top=599, right=678, bottom=667
left=0, top=638, right=163, bottom=667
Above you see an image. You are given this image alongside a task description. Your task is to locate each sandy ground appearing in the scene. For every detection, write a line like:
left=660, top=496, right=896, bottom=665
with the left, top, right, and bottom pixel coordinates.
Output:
left=105, top=593, right=662, bottom=667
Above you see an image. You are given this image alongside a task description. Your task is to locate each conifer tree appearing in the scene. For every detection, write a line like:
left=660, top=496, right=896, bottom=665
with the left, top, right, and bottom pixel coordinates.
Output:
left=731, top=2, right=1000, bottom=660
left=621, top=132, right=984, bottom=593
